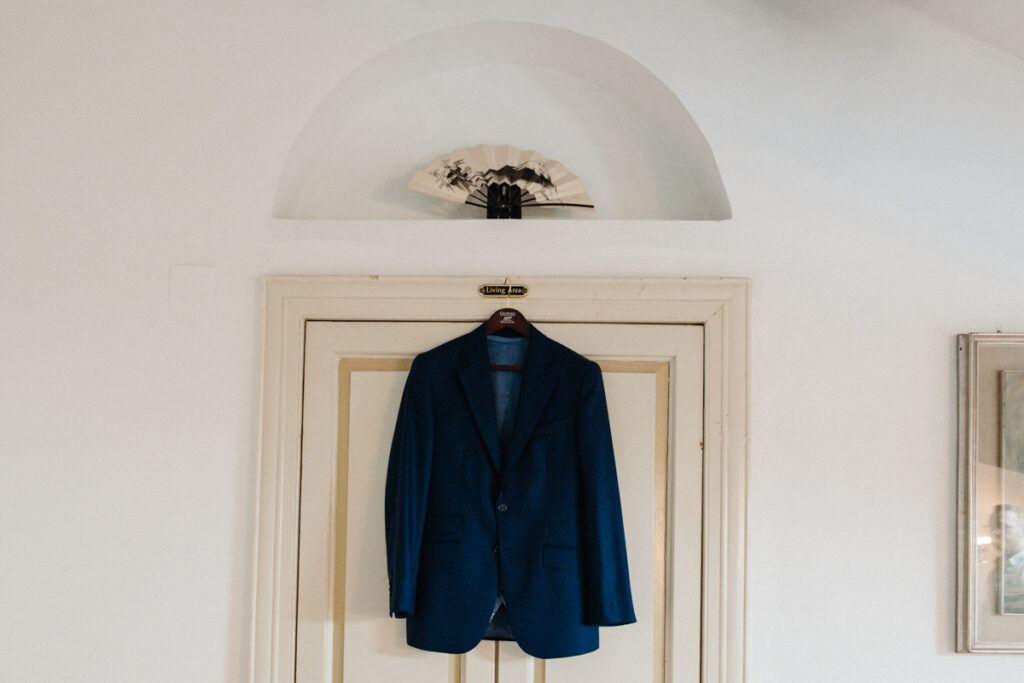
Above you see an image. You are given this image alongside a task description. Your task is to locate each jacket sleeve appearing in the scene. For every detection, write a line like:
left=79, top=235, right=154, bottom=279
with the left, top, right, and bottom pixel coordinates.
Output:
left=577, top=361, right=637, bottom=626
left=384, top=355, right=435, bottom=618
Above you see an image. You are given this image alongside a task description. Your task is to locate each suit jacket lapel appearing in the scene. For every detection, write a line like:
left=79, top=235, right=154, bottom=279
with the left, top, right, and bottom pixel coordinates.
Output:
left=457, top=324, right=502, bottom=473
left=504, top=326, right=558, bottom=476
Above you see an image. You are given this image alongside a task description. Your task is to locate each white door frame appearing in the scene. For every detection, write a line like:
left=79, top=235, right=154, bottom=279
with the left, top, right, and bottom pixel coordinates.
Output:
left=249, top=275, right=749, bottom=683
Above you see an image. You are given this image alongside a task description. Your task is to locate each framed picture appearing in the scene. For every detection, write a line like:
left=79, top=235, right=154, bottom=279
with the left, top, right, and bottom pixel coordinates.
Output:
left=958, top=334, right=1024, bottom=651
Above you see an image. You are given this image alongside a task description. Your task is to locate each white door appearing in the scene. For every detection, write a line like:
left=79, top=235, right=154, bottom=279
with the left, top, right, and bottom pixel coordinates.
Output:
left=296, top=321, right=703, bottom=683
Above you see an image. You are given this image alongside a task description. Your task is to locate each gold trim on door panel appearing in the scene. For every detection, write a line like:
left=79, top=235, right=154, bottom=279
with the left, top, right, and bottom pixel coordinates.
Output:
left=597, top=361, right=670, bottom=683
left=335, top=359, right=420, bottom=682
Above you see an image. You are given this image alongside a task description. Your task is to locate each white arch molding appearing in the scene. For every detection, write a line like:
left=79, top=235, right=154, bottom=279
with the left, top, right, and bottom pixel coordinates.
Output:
left=274, top=21, right=732, bottom=221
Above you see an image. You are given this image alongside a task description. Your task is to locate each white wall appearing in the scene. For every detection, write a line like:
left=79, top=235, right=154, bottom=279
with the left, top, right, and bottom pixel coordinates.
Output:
left=2, top=1, right=1023, bottom=681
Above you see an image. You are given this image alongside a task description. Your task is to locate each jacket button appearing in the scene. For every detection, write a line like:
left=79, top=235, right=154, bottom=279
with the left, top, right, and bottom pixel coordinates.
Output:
left=497, top=503, right=508, bottom=512
left=493, top=546, right=499, bottom=554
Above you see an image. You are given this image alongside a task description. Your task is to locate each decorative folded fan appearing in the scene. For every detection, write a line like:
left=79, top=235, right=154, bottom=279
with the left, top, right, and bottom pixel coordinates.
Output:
left=409, top=144, right=595, bottom=218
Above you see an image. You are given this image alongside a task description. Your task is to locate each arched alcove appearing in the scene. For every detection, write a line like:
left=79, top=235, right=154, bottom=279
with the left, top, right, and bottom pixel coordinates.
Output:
left=274, top=21, right=731, bottom=220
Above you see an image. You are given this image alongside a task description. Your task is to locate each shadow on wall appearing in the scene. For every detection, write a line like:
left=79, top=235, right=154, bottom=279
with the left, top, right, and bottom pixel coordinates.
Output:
left=273, top=21, right=732, bottom=221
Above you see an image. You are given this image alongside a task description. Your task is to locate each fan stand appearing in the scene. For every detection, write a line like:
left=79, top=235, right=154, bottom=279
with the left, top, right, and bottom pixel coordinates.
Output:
left=486, top=183, right=522, bottom=219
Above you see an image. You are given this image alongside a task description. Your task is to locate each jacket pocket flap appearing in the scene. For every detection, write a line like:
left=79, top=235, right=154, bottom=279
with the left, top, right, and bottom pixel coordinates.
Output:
left=421, top=539, right=459, bottom=566
left=542, top=544, right=578, bottom=570
left=424, top=514, right=463, bottom=541
left=531, top=418, right=567, bottom=439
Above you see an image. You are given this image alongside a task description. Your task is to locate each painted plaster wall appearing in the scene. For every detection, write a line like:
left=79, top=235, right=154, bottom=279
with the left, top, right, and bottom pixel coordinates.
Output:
left=2, top=1, right=1023, bottom=681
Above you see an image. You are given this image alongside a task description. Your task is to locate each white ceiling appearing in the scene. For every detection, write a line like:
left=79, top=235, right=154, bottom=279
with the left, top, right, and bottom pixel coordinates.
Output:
left=898, top=0, right=1024, bottom=61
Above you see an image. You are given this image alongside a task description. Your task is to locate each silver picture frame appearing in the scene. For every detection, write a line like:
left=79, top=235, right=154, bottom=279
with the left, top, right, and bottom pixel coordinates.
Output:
left=958, top=333, right=1024, bottom=652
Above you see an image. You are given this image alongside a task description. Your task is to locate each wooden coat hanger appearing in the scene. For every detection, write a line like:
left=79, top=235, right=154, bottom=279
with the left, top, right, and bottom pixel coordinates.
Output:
left=485, top=278, right=529, bottom=371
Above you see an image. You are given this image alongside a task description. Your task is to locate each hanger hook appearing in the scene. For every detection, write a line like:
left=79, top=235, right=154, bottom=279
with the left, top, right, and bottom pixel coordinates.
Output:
left=503, top=276, right=511, bottom=309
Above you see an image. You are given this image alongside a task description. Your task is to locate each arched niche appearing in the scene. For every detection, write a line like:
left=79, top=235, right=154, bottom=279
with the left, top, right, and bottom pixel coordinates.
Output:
left=274, top=21, right=731, bottom=220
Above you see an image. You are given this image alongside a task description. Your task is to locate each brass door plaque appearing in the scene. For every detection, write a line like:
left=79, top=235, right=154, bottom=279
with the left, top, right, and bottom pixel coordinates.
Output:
left=479, top=284, right=528, bottom=298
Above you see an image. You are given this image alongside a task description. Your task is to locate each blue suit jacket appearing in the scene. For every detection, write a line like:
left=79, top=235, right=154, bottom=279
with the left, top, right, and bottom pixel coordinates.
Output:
left=385, top=323, right=636, bottom=659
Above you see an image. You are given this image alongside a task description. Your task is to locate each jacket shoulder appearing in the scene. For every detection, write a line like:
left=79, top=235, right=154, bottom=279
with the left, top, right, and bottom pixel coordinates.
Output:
left=412, top=327, right=476, bottom=366
left=540, top=329, right=600, bottom=377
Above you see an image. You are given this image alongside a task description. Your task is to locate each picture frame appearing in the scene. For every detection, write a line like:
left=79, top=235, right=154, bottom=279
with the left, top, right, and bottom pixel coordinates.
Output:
left=958, top=333, right=1024, bottom=652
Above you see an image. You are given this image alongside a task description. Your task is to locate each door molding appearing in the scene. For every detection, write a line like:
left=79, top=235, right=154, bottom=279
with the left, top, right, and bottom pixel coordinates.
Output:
left=249, top=276, right=749, bottom=683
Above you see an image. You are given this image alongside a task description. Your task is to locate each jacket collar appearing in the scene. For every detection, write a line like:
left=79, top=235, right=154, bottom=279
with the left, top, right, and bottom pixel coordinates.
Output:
left=457, top=322, right=559, bottom=474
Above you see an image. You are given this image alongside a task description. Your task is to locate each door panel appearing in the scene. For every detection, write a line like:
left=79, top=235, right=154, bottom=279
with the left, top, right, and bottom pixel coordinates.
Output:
left=297, top=322, right=702, bottom=682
